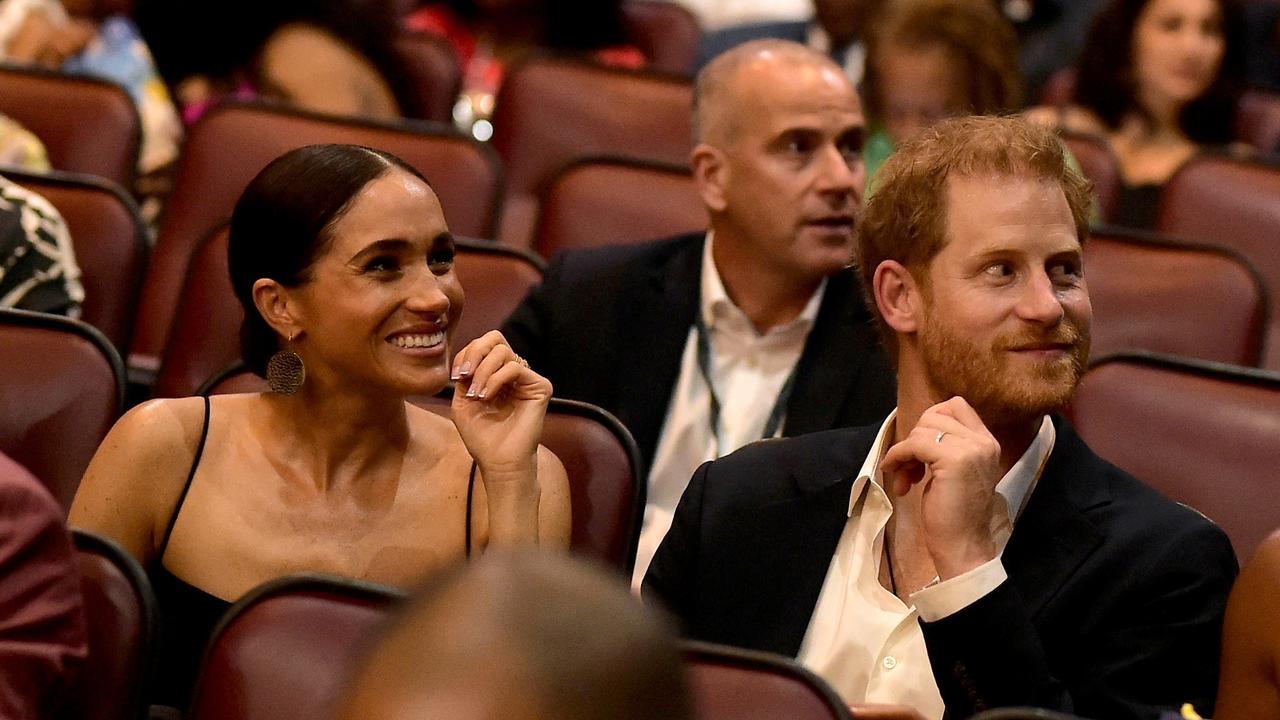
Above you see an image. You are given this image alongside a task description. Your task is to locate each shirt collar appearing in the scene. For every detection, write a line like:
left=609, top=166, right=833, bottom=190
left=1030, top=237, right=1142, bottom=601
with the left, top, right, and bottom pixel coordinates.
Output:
left=700, top=231, right=826, bottom=335
left=847, top=411, right=1056, bottom=528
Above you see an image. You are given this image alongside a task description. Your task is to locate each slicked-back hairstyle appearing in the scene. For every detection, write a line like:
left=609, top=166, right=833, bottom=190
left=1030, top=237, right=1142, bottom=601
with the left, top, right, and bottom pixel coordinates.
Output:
left=227, top=144, right=429, bottom=376
left=856, top=116, right=1093, bottom=354
left=1075, top=0, right=1245, bottom=144
left=862, top=0, right=1022, bottom=125
left=693, top=39, right=845, bottom=145
left=338, top=553, right=694, bottom=720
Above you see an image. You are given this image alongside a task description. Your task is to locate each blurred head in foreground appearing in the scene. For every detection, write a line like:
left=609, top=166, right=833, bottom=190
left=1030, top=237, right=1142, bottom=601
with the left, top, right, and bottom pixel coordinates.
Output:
left=338, top=552, right=694, bottom=720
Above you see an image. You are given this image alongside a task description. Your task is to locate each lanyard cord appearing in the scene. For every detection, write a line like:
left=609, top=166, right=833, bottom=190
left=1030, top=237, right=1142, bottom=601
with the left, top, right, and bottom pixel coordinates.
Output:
left=692, top=311, right=799, bottom=455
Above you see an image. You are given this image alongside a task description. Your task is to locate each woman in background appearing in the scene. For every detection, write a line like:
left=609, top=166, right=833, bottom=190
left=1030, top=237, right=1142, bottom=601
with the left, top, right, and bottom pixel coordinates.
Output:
left=860, top=0, right=1022, bottom=188
left=1026, top=0, right=1247, bottom=228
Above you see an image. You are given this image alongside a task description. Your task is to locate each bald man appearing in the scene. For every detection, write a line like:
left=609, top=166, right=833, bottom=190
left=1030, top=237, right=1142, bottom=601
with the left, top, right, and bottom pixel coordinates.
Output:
left=501, top=40, right=896, bottom=587
left=337, top=553, right=692, bottom=720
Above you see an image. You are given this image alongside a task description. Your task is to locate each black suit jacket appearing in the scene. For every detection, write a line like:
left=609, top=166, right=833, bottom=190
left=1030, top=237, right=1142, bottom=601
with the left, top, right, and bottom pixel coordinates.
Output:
left=501, top=233, right=897, bottom=471
left=644, top=416, right=1238, bottom=719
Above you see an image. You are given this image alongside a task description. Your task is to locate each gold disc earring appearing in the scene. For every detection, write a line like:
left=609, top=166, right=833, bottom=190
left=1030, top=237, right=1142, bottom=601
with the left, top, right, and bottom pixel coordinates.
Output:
left=267, top=332, right=305, bottom=395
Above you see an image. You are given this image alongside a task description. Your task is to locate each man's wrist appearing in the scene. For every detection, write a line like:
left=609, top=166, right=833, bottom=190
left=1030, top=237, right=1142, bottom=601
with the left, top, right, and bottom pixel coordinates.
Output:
left=930, top=536, right=998, bottom=581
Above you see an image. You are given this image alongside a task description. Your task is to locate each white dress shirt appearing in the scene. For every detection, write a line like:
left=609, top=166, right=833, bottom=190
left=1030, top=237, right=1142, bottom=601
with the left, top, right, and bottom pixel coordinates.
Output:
left=672, top=0, right=812, bottom=31
left=631, top=234, right=825, bottom=590
left=797, top=412, right=1056, bottom=718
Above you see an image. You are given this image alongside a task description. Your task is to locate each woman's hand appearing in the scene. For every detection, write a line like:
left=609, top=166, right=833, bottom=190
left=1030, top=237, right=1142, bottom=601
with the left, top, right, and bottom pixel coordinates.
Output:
left=450, top=331, right=551, bottom=489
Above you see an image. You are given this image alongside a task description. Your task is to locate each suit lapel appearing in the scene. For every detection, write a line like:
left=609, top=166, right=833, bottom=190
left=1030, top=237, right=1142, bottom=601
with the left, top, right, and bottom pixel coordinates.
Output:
left=738, top=427, right=880, bottom=656
left=614, top=235, right=703, bottom=467
left=1003, top=416, right=1109, bottom=619
left=785, top=270, right=882, bottom=436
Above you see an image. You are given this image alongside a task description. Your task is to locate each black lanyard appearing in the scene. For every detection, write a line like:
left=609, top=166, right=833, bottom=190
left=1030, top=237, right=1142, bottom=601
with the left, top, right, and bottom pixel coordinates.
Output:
left=693, top=311, right=798, bottom=454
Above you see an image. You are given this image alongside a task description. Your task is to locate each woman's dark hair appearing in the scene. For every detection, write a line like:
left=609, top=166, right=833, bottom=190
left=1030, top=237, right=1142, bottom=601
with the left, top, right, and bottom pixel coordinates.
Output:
left=227, top=144, right=429, bottom=376
left=1074, top=0, right=1246, bottom=144
left=442, top=0, right=629, bottom=50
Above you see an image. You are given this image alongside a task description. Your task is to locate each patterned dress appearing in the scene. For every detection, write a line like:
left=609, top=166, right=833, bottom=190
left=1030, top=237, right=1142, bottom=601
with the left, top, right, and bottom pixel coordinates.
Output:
left=0, top=175, right=82, bottom=316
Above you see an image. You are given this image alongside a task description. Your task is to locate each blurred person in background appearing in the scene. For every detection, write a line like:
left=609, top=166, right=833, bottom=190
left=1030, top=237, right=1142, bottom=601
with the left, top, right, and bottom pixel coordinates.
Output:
left=0, top=174, right=82, bottom=316
left=860, top=0, right=1022, bottom=186
left=1026, top=0, right=1247, bottom=229
left=405, top=0, right=645, bottom=137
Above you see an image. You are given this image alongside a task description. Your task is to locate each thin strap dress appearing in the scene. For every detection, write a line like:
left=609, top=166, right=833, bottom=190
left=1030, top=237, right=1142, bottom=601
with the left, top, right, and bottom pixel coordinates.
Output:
left=146, top=396, right=482, bottom=710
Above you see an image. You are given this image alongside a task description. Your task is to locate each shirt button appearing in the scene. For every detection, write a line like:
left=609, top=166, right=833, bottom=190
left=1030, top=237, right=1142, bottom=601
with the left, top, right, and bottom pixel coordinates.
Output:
left=882, top=656, right=897, bottom=670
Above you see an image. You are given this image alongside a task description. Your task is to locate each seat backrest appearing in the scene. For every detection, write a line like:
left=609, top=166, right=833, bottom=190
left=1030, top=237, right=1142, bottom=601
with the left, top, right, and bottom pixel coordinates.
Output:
left=1235, top=89, right=1280, bottom=152
left=1156, top=155, right=1280, bottom=370
left=0, top=309, right=123, bottom=509
left=5, top=169, right=148, bottom=353
left=0, top=64, right=140, bottom=187
left=201, top=375, right=643, bottom=572
left=131, top=103, right=502, bottom=372
left=1059, top=130, right=1121, bottom=222
left=1085, top=226, right=1266, bottom=366
left=187, top=574, right=401, bottom=720
left=532, top=157, right=704, bottom=259
left=490, top=57, right=693, bottom=247
left=153, top=231, right=543, bottom=398
left=621, top=0, right=702, bottom=76
left=390, top=30, right=462, bottom=123
left=683, top=641, right=854, bottom=720
left=1070, top=353, right=1280, bottom=562
left=58, top=530, right=158, bottom=720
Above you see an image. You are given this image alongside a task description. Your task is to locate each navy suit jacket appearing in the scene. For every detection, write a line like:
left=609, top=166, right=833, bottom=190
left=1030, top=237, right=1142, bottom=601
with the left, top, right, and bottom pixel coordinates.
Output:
left=501, top=234, right=897, bottom=472
left=644, top=416, right=1238, bottom=719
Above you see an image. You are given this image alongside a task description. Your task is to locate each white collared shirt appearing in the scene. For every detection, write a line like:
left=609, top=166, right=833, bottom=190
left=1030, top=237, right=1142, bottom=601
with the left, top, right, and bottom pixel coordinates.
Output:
left=671, top=0, right=812, bottom=31
left=797, top=412, right=1056, bottom=718
left=631, top=233, right=825, bottom=590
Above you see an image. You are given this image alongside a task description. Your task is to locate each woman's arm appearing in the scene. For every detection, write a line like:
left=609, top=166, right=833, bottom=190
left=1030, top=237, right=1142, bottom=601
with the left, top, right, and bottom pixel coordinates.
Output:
left=451, top=331, right=569, bottom=549
left=1215, top=533, right=1280, bottom=720
left=68, top=397, right=207, bottom=565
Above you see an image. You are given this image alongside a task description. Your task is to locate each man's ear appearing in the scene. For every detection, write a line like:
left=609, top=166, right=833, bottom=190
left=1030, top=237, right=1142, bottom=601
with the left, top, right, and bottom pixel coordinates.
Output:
left=691, top=143, right=728, bottom=213
left=251, top=278, right=304, bottom=340
left=873, top=260, right=923, bottom=335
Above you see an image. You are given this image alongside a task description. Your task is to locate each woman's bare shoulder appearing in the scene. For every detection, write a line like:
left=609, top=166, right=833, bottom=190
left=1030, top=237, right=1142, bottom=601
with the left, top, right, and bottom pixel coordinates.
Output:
left=1023, top=104, right=1109, bottom=136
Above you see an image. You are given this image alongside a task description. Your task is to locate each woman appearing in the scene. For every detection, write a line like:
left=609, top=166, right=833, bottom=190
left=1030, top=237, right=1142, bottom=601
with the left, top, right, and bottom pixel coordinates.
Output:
left=69, top=144, right=571, bottom=709
left=1215, top=531, right=1280, bottom=720
left=1026, top=0, right=1246, bottom=228
left=860, top=0, right=1023, bottom=187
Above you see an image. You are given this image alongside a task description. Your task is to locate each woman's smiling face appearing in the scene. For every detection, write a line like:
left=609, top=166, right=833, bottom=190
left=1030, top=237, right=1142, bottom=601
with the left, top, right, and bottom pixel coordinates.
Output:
left=288, top=168, right=464, bottom=395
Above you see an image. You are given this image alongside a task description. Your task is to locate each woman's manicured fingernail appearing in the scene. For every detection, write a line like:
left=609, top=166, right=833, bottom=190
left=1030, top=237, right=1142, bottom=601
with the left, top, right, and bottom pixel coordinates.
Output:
left=459, top=361, right=472, bottom=376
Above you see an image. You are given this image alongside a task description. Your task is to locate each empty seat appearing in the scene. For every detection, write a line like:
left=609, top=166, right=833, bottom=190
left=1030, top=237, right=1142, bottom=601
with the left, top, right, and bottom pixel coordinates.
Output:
left=490, top=57, right=693, bottom=247
left=187, top=574, right=402, bottom=720
left=1086, top=226, right=1265, bottom=366
left=0, top=64, right=140, bottom=187
left=5, top=169, right=148, bottom=353
left=1156, top=155, right=1280, bottom=370
left=1059, top=131, right=1120, bottom=222
left=622, top=0, right=703, bottom=76
left=202, top=375, right=643, bottom=572
left=130, top=102, right=503, bottom=377
left=532, top=157, right=704, bottom=259
left=1235, top=89, right=1280, bottom=152
left=153, top=230, right=543, bottom=398
left=58, top=530, right=158, bottom=720
left=1070, top=353, right=1280, bottom=561
left=391, top=30, right=462, bottom=123
left=684, top=640, right=861, bottom=720
left=0, top=309, right=122, bottom=509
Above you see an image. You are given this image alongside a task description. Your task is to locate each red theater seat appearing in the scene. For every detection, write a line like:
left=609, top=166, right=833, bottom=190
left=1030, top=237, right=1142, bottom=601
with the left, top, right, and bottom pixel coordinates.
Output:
left=0, top=309, right=122, bottom=509
left=1070, top=353, right=1280, bottom=562
left=622, top=0, right=703, bottom=76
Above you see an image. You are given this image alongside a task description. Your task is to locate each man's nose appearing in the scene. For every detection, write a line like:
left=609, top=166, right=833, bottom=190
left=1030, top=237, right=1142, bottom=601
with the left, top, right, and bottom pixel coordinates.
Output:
left=815, top=143, right=862, bottom=199
left=1017, top=271, right=1066, bottom=325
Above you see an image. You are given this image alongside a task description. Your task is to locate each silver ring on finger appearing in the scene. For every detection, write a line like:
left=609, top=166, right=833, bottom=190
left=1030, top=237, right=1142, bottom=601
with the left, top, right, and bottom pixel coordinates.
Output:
left=934, top=430, right=947, bottom=444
